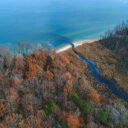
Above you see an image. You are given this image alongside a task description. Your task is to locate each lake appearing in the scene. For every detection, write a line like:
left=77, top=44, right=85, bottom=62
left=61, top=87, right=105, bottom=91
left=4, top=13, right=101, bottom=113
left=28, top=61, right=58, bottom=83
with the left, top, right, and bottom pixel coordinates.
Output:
left=0, top=0, right=128, bottom=49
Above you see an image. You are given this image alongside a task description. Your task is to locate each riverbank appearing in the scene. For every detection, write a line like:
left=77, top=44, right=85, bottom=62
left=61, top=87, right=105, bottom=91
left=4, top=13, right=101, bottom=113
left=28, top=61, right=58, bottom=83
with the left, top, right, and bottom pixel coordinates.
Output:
left=57, top=39, right=128, bottom=102
left=58, top=43, right=126, bottom=104
left=74, top=41, right=128, bottom=95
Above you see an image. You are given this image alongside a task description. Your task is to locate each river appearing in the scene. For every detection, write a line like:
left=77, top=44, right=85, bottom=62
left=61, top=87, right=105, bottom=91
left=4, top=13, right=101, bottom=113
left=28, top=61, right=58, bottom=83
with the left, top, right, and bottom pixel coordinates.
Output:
left=68, top=41, right=128, bottom=103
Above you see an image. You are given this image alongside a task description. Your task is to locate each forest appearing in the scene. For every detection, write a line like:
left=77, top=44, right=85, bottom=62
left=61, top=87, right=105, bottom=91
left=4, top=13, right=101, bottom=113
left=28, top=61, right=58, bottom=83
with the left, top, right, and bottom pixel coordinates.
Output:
left=101, top=21, right=128, bottom=69
left=0, top=41, right=128, bottom=128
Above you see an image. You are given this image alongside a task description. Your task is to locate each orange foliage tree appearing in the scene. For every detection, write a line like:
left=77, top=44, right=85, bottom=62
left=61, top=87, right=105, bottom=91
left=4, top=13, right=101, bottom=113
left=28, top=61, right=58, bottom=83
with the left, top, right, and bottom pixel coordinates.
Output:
left=45, top=71, right=54, bottom=80
left=60, top=56, right=70, bottom=64
left=34, top=48, right=46, bottom=67
left=87, top=88, right=100, bottom=103
left=65, top=113, right=80, bottom=128
left=25, top=56, right=43, bottom=78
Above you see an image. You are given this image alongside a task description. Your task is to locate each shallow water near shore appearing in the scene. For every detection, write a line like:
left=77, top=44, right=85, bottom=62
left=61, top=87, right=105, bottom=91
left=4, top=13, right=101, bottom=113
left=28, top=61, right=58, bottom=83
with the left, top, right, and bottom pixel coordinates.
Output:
left=0, top=0, right=128, bottom=49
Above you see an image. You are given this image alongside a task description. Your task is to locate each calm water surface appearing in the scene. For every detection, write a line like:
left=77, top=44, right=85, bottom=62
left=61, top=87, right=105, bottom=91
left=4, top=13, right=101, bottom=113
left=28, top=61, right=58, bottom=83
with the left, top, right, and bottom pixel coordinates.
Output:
left=0, top=0, right=128, bottom=49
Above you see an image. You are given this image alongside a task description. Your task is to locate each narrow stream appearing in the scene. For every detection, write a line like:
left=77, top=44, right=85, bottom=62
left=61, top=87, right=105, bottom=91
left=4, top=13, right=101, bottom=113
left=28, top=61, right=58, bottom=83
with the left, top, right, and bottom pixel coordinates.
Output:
left=69, top=42, right=128, bottom=103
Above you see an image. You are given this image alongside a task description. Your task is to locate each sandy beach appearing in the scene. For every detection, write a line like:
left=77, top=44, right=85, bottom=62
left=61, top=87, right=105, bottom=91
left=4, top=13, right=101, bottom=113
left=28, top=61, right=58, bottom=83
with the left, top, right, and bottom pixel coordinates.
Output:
left=56, top=39, right=99, bottom=53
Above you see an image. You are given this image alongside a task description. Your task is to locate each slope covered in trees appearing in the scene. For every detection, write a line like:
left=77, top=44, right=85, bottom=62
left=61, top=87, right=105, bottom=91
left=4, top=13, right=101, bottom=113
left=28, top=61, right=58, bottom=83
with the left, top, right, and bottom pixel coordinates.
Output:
left=0, top=42, right=127, bottom=128
left=101, top=21, right=128, bottom=69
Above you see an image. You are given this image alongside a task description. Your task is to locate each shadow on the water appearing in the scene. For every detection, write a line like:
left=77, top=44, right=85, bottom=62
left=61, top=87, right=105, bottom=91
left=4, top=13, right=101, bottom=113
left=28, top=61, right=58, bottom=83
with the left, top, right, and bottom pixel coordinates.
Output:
left=37, top=33, right=72, bottom=47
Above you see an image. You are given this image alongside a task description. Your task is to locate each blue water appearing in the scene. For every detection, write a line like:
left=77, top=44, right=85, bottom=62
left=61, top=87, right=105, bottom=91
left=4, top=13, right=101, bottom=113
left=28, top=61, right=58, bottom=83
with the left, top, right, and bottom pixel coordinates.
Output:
left=0, top=0, right=128, bottom=49
left=0, top=0, right=128, bottom=102
left=68, top=42, right=128, bottom=102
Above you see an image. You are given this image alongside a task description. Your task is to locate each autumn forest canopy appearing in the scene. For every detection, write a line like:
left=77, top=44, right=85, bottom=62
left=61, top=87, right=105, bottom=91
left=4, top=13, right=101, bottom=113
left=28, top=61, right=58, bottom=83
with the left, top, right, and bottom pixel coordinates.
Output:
left=101, top=21, right=128, bottom=69
left=0, top=21, right=128, bottom=128
left=0, top=43, right=102, bottom=127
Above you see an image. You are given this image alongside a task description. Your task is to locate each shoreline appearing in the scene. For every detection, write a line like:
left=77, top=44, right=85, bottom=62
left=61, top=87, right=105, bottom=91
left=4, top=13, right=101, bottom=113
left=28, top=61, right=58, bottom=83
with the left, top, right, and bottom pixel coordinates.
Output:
left=56, top=39, right=100, bottom=53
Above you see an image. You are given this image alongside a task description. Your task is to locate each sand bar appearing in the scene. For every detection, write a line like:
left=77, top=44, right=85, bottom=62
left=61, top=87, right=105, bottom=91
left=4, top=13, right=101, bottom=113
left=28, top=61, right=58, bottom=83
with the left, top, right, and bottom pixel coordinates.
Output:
left=56, top=39, right=99, bottom=53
